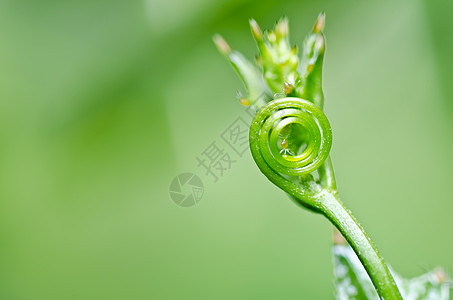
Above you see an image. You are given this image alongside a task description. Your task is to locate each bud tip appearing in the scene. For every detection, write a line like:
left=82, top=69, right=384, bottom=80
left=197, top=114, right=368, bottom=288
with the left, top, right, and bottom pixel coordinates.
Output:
left=333, top=229, right=347, bottom=245
left=284, top=82, right=294, bottom=94
left=249, top=18, right=263, bottom=39
left=239, top=98, right=250, bottom=106
left=275, top=17, right=289, bottom=37
left=213, top=34, right=231, bottom=55
left=434, top=268, right=448, bottom=284
left=313, top=12, right=326, bottom=33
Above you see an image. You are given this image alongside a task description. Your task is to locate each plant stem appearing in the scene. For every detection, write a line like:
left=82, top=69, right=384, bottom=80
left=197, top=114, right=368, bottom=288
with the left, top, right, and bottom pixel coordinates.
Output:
left=318, top=156, right=336, bottom=190
left=319, top=191, right=403, bottom=300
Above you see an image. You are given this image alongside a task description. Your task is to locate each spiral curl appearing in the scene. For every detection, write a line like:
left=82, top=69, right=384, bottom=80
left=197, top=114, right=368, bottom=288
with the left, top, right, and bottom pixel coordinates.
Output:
left=250, top=97, right=332, bottom=177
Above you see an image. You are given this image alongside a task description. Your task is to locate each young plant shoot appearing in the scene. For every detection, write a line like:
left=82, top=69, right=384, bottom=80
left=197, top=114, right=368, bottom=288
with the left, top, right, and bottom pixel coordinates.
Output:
left=214, top=14, right=450, bottom=299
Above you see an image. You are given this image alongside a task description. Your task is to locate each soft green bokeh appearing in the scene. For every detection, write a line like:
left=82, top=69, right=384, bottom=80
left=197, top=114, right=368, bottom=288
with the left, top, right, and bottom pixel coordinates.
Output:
left=0, top=0, right=452, bottom=299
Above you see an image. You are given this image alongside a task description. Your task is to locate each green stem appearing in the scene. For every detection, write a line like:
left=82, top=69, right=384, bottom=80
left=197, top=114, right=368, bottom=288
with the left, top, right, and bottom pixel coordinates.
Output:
left=318, top=156, right=336, bottom=191
left=320, top=191, right=402, bottom=300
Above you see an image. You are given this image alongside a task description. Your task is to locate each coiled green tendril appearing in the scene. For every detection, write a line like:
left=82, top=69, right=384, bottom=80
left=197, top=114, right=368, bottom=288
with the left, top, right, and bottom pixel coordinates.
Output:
left=249, top=97, right=332, bottom=210
left=250, top=97, right=331, bottom=176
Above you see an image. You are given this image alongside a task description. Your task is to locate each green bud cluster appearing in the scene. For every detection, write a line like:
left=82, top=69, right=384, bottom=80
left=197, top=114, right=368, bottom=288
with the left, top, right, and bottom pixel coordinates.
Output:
left=214, top=13, right=326, bottom=110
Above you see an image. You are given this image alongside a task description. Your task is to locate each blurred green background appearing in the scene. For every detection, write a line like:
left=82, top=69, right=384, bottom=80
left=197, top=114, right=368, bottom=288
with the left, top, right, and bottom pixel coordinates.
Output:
left=0, top=0, right=452, bottom=299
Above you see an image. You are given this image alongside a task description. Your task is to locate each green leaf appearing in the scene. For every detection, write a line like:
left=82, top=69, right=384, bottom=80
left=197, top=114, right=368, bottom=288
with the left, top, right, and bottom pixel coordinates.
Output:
left=333, top=244, right=451, bottom=300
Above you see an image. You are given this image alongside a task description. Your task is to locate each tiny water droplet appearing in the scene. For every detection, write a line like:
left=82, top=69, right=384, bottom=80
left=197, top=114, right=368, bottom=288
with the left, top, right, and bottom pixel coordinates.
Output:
left=281, top=138, right=289, bottom=149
